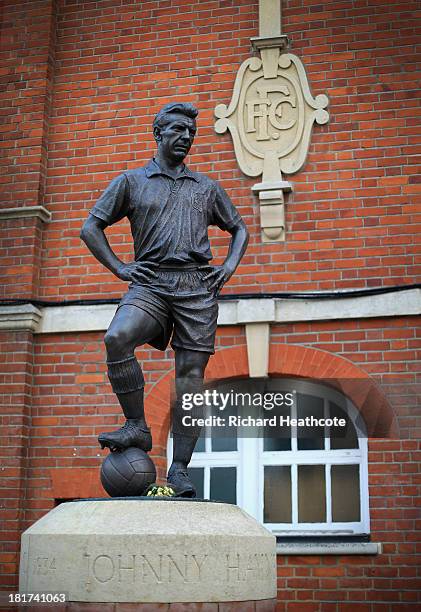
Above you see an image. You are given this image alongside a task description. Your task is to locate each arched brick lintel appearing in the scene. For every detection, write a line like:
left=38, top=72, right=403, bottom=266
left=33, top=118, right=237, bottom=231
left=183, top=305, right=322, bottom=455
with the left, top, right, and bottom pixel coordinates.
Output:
left=146, top=343, right=397, bottom=450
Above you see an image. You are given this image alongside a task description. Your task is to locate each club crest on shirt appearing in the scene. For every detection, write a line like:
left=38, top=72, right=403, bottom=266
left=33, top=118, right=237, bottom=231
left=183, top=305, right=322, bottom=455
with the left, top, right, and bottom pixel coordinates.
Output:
left=191, top=192, right=205, bottom=212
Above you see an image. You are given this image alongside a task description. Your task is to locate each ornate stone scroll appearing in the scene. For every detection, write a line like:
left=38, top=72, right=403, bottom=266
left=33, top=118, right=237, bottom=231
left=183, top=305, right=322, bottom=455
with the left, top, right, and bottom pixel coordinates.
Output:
left=214, top=1, right=329, bottom=242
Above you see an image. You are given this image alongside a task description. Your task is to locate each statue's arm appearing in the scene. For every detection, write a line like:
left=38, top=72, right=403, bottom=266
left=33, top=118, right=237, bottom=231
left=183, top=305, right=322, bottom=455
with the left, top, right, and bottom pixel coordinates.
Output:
left=80, top=214, right=126, bottom=278
left=223, top=219, right=249, bottom=280
left=80, top=215, right=157, bottom=283
left=203, top=220, right=249, bottom=294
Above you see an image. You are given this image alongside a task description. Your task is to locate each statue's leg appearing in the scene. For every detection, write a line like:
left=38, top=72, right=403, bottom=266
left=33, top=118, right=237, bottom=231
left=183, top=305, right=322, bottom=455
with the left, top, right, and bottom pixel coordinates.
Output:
left=168, top=348, right=210, bottom=497
left=98, top=305, right=162, bottom=452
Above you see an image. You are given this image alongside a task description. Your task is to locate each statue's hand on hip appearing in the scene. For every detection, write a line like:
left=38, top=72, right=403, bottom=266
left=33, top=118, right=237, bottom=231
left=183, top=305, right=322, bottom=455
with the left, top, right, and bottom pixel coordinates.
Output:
left=117, top=261, right=158, bottom=284
left=202, top=263, right=234, bottom=296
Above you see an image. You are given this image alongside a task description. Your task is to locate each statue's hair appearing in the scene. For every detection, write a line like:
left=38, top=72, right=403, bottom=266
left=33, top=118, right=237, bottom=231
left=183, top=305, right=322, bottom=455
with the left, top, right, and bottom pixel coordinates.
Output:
left=153, top=102, right=198, bottom=132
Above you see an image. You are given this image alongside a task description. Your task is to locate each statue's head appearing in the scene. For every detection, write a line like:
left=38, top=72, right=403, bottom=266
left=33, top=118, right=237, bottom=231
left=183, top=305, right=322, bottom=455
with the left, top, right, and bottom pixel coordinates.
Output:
left=153, top=102, right=198, bottom=163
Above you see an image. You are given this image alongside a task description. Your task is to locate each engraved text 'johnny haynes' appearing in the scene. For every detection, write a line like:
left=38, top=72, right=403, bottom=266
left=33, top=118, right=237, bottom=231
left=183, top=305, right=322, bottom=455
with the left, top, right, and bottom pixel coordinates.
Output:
left=83, top=552, right=275, bottom=587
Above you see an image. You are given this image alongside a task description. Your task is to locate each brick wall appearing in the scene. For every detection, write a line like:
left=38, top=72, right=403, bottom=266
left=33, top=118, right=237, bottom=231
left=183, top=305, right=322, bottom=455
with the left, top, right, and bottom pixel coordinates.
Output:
left=0, top=216, right=44, bottom=300
left=2, top=0, right=419, bottom=300
left=0, top=331, right=34, bottom=590
left=0, top=0, right=420, bottom=607
left=0, top=0, right=56, bottom=300
left=1, top=0, right=56, bottom=211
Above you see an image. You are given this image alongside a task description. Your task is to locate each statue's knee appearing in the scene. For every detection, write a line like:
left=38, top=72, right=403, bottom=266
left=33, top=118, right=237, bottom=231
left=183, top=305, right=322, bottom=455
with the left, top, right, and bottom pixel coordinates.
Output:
left=176, top=351, right=209, bottom=380
left=188, top=366, right=205, bottom=380
left=104, top=328, right=131, bottom=358
left=177, top=361, right=205, bottom=380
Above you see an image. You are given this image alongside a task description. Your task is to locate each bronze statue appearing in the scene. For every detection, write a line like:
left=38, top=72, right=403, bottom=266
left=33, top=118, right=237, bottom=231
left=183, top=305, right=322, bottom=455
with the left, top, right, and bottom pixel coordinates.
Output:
left=80, top=102, right=248, bottom=497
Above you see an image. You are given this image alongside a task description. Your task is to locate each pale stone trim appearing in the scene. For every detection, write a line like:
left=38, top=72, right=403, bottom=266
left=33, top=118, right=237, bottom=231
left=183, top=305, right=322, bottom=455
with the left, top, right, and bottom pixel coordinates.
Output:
left=246, top=322, right=270, bottom=377
left=259, top=0, right=281, bottom=37
left=251, top=35, right=290, bottom=52
left=0, top=289, right=418, bottom=334
left=237, top=299, right=275, bottom=323
left=0, top=305, right=42, bottom=332
left=276, top=541, right=381, bottom=555
left=39, top=304, right=114, bottom=334
left=274, top=288, right=421, bottom=322
left=0, top=206, right=52, bottom=223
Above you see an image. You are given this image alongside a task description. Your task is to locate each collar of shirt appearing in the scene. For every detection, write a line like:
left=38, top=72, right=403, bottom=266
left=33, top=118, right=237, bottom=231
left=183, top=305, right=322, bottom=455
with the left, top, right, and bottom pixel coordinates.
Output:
left=144, top=158, right=200, bottom=182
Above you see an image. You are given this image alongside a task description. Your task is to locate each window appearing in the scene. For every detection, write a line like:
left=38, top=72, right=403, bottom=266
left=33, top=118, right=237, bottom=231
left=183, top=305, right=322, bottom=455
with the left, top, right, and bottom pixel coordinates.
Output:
left=168, top=378, right=370, bottom=536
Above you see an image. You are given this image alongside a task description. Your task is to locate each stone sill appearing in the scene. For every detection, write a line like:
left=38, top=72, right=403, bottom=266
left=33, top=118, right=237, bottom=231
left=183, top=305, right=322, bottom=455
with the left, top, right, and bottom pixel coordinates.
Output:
left=276, top=541, right=381, bottom=555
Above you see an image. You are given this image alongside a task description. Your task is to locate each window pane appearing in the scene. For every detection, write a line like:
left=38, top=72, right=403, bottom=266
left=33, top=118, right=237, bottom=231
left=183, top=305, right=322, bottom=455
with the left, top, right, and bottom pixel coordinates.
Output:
left=210, top=467, right=236, bottom=504
left=298, top=465, right=326, bottom=522
left=331, top=465, right=360, bottom=522
left=297, top=393, right=325, bottom=450
left=329, top=401, right=358, bottom=449
left=263, top=437, right=291, bottom=451
left=211, top=396, right=237, bottom=451
left=211, top=408, right=237, bottom=451
left=264, top=404, right=291, bottom=451
left=211, top=435, right=237, bottom=451
left=264, top=466, right=291, bottom=523
left=193, top=435, right=206, bottom=453
left=187, top=467, right=204, bottom=499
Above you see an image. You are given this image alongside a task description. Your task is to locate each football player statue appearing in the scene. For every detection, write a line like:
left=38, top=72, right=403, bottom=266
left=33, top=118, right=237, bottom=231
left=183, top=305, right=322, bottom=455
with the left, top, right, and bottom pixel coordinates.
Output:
left=80, top=102, right=248, bottom=497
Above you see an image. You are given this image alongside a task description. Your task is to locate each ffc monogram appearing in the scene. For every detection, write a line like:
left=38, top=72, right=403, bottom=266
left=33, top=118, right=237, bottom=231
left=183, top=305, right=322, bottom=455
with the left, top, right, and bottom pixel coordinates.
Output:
left=246, top=83, right=296, bottom=141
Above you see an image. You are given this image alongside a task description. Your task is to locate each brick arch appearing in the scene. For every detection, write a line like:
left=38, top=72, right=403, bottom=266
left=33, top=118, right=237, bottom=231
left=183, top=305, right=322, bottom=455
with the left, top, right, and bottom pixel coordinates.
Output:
left=268, top=344, right=397, bottom=438
left=146, top=343, right=397, bottom=455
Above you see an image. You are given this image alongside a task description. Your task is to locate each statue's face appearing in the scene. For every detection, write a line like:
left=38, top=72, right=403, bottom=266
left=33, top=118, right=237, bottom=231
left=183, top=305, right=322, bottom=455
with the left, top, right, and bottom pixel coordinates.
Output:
left=156, top=114, right=196, bottom=163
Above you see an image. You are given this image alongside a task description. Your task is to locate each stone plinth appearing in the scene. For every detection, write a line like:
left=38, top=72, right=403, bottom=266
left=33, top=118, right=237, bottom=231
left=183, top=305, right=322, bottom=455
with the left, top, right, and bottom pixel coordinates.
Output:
left=19, top=499, right=277, bottom=605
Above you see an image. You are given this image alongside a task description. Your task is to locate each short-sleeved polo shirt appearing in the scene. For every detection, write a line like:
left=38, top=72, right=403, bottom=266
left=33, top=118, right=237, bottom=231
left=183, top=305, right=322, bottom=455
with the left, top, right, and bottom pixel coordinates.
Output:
left=89, top=158, right=243, bottom=265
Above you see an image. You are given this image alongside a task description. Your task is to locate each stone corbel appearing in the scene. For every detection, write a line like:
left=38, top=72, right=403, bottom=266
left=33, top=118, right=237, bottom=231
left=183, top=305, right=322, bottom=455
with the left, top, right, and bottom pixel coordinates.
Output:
left=0, top=206, right=52, bottom=223
left=252, top=169, right=293, bottom=243
left=0, top=305, right=42, bottom=332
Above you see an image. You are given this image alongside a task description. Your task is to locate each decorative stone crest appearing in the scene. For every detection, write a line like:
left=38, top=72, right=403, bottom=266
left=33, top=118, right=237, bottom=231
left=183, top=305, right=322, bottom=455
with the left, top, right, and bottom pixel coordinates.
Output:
left=214, top=3, right=329, bottom=242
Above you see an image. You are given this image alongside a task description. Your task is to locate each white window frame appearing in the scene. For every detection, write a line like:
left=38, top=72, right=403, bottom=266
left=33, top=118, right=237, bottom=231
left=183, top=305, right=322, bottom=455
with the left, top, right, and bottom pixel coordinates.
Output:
left=167, top=377, right=370, bottom=536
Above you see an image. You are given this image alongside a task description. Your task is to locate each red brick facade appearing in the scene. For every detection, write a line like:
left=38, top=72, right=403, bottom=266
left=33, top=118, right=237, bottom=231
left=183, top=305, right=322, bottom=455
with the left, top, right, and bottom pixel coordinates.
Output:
left=0, top=0, right=420, bottom=609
